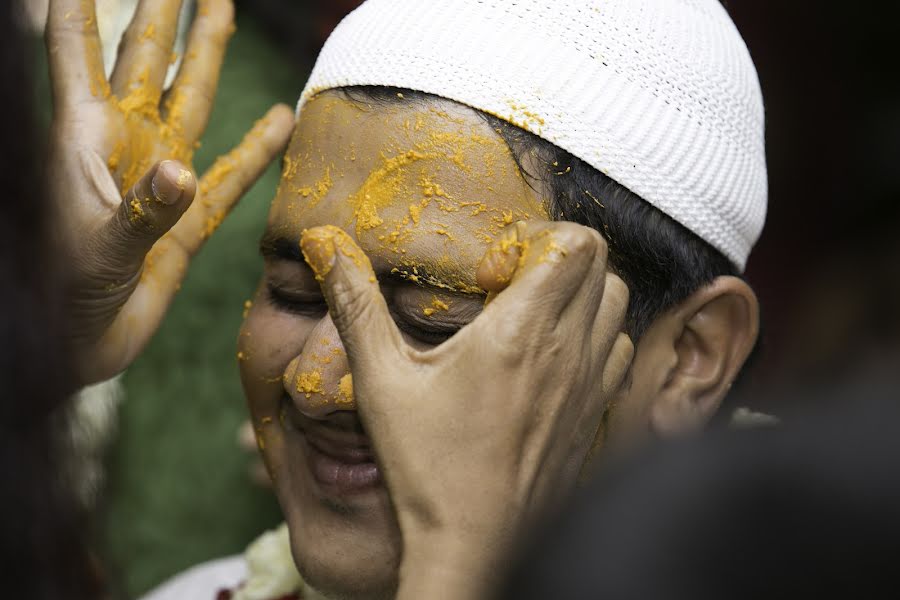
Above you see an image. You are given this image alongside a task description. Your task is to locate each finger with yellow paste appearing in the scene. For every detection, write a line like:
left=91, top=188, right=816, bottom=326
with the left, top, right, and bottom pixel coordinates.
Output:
left=168, top=103, right=294, bottom=255
left=162, top=0, right=236, bottom=142
left=300, top=226, right=405, bottom=380
left=102, top=159, right=196, bottom=274
left=110, top=0, right=185, bottom=101
left=46, top=0, right=108, bottom=105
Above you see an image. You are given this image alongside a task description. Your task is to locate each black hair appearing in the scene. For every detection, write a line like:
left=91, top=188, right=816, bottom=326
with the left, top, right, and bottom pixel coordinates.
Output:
left=0, top=5, right=101, bottom=599
left=338, top=87, right=736, bottom=339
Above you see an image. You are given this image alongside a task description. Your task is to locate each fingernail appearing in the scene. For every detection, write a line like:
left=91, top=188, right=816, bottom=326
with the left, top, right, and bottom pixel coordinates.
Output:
left=300, top=227, right=338, bottom=281
left=152, top=161, right=187, bottom=205
left=176, top=168, right=193, bottom=190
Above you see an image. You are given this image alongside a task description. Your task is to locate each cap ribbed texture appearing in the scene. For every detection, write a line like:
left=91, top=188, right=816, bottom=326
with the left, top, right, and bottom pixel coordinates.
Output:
left=299, top=0, right=767, bottom=270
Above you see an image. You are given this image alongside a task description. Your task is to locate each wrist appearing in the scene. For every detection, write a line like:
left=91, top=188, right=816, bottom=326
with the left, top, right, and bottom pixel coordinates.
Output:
left=397, top=529, right=510, bottom=600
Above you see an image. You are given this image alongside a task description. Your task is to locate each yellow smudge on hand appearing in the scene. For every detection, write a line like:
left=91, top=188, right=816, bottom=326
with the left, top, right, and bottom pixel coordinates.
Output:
left=118, top=68, right=159, bottom=118
left=539, top=236, right=569, bottom=263
left=237, top=351, right=248, bottom=361
left=107, top=141, right=124, bottom=172
left=141, top=23, right=156, bottom=42
left=243, top=300, right=253, bottom=318
left=199, top=155, right=236, bottom=197
left=202, top=211, right=225, bottom=239
left=176, top=168, right=192, bottom=189
left=296, top=370, right=324, bottom=399
left=129, top=198, right=146, bottom=223
left=337, top=374, right=354, bottom=404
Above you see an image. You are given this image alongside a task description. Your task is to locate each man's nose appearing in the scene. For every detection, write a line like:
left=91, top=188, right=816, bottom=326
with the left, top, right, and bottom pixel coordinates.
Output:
left=283, top=314, right=355, bottom=418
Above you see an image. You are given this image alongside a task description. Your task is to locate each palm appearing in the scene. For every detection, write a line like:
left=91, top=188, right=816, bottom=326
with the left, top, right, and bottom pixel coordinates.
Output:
left=47, top=0, right=293, bottom=385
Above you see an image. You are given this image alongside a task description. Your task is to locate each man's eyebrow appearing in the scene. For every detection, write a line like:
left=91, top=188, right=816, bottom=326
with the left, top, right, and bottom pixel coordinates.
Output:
left=259, top=233, right=303, bottom=262
left=260, top=234, right=484, bottom=296
left=387, top=266, right=484, bottom=296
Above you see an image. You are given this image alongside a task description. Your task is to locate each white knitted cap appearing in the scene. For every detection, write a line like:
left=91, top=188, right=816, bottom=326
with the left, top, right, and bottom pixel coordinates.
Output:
left=299, top=0, right=767, bottom=270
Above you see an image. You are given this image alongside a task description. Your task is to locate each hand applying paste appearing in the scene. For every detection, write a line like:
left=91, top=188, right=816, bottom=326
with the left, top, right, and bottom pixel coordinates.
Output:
left=300, top=222, right=633, bottom=600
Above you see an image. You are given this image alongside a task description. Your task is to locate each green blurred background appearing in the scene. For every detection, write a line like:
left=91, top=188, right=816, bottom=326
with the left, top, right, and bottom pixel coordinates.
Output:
left=36, top=6, right=313, bottom=597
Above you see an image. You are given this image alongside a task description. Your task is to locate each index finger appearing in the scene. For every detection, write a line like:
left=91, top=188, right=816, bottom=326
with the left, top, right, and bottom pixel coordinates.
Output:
left=46, top=0, right=109, bottom=106
left=300, top=226, right=406, bottom=378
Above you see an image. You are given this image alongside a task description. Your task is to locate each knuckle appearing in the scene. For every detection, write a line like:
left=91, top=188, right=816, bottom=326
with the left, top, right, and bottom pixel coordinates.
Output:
left=564, top=225, right=600, bottom=256
left=329, top=280, right=375, bottom=335
left=203, top=0, right=236, bottom=31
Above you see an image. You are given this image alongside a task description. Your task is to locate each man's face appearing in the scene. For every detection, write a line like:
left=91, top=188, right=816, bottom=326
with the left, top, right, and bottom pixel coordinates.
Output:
left=239, top=92, right=548, bottom=598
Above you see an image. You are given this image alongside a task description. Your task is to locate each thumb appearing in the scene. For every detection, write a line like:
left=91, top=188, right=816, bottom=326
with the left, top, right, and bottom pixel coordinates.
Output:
left=98, top=160, right=196, bottom=276
left=300, top=226, right=404, bottom=378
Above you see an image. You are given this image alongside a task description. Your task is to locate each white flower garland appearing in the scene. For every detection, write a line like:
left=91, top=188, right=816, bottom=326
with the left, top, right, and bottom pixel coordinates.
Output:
left=233, top=523, right=330, bottom=600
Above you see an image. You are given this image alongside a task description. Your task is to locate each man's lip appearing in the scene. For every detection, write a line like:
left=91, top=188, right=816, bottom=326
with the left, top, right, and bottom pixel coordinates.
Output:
left=301, top=426, right=373, bottom=464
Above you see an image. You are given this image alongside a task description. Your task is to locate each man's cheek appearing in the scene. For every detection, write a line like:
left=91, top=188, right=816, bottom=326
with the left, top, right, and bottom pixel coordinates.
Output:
left=239, top=306, right=316, bottom=415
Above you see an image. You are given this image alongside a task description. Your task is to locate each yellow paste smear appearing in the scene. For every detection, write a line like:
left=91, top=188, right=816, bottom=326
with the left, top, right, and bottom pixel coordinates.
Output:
left=423, top=296, right=451, bottom=317
left=129, top=198, right=146, bottom=223
left=176, top=168, right=192, bottom=188
left=141, top=23, right=156, bottom=42
left=296, top=370, right=324, bottom=399
left=350, top=150, right=434, bottom=236
left=300, top=225, right=371, bottom=282
left=278, top=99, right=553, bottom=295
left=336, top=374, right=354, bottom=405
left=93, top=0, right=235, bottom=203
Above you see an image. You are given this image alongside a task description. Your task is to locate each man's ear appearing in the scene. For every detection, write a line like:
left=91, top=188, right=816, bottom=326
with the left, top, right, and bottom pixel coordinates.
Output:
left=649, top=276, right=759, bottom=435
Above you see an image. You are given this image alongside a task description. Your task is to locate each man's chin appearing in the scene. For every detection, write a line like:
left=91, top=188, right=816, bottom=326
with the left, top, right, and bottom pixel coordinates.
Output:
left=280, top=476, right=402, bottom=600
left=289, top=532, right=400, bottom=600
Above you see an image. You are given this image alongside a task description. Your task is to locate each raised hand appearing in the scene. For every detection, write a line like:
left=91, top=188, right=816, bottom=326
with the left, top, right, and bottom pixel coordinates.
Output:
left=299, top=222, right=634, bottom=599
left=45, top=0, right=294, bottom=386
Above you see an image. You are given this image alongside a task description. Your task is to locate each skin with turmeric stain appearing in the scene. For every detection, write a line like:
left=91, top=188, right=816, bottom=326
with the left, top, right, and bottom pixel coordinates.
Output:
left=239, top=91, right=557, bottom=596
left=296, top=369, right=324, bottom=398
left=336, top=373, right=354, bottom=405
left=267, top=93, right=548, bottom=296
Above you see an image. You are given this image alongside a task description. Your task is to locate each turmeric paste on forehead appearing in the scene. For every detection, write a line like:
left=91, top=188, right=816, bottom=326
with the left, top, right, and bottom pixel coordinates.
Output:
left=276, top=99, right=551, bottom=294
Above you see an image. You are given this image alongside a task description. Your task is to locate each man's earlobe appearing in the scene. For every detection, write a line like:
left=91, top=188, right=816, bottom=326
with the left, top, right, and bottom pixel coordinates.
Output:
left=650, top=276, right=759, bottom=435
